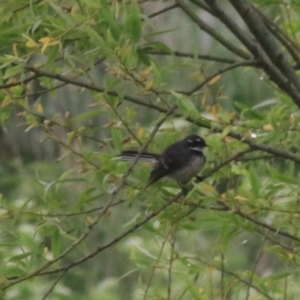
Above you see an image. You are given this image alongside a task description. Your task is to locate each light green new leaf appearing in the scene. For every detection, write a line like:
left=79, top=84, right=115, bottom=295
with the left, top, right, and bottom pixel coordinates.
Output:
left=127, top=0, right=142, bottom=44
left=3, top=63, right=24, bottom=79
left=173, top=92, right=197, bottom=116
left=249, top=166, right=260, bottom=198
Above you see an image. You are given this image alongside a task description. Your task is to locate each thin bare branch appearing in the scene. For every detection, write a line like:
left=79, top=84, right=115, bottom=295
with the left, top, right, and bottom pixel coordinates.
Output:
left=229, top=0, right=300, bottom=94
left=41, top=270, right=68, bottom=300
left=147, top=3, right=178, bottom=18
left=255, top=7, right=300, bottom=66
left=204, top=0, right=300, bottom=108
left=186, top=256, right=274, bottom=300
left=181, top=60, right=260, bottom=96
left=175, top=0, right=251, bottom=59
left=0, top=73, right=39, bottom=89
left=246, top=236, right=267, bottom=300
left=143, top=227, right=173, bottom=300
left=149, top=50, right=238, bottom=64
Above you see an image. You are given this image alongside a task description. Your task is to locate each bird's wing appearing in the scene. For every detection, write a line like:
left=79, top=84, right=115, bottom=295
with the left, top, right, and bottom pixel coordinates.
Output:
left=148, top=143, right=184, bottom=185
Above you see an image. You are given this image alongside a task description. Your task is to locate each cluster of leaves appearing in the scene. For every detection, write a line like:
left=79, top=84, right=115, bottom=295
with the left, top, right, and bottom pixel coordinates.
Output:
left=1, top=0, right=300, bottom=299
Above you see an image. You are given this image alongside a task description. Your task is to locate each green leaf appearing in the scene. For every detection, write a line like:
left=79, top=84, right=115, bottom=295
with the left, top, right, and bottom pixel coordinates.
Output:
left=51, top=227, right=61, bottom=258
left=86, top=28, right=104, bottom=46
left=249, top=167, right=260, bottom=198
left=127, top=0, right=142, bottom=43
left=268, top=167, right=298, bottom=185
left=111, top=129, right=123, bottom=151
left=69, top=110, right=104, bottom=122
left=173, top=92, right=197, bottom=116
left=151, top=61, right=162, bottom=85
left=221, top=125, right=233, bottom=139
left=46, top=44, right=60, bottom=66
left=252, top=98, right=279, bottom=110
left=234, top=101, right=264, bottom=120
left=3, top=63, right=24, bottom=79
left=143, top=41, right=173, bottom=54
left=8, top=252, right=32, bottom=262
left=48, top=1, right=74, bottom=26
left=4, top=266, right=27, bottom=278
left=130, top=246, right=154, bottom=267
left=136, top=47, right=151, bottom=66
left=126, top=15, right=141, bottom=44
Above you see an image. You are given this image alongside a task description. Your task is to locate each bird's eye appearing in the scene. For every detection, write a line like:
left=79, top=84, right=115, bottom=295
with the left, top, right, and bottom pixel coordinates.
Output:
left=187, top=139, right=193, bottom=144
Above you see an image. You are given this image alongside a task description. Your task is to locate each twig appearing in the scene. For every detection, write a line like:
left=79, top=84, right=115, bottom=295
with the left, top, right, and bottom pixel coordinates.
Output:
left=217, top=201, right=300, bottom=243
left=245, top=236, right=267, bottom=300
left=176, top=0, right=251, bottom=59
left=189, top=256, right=274, bottom=300
left=149, top=50, right=238, bottom=64
left=2, top=200, right=125, bottom=219
left=41, top=270, right=67, bottom=300
left=256, top=9, right=300, bottom=66
left=167, top=227, right=176, bottom=300
left=147, top=4, right=178, bottom=19
left=204, top=0, right=300, bottom=108
left=221, top=253, right=225, bottom=300
left=254, top=228, right=293, bottom=252
left=143, top=227, right=173, bottom=300
left=229, top=0, right=300, bottom=94
left=0, top=73, right=40, bottom=89
left=236, top=154, right=274, bottom=162
left=202, top=147, right=255, bottom=179
left=45, top=134, right=99, bottom=168
left=109, top=101, right=142, bottom=146
left=181, top=60, right=260, bottom=96
left=189, top=0, right=214, bottom=14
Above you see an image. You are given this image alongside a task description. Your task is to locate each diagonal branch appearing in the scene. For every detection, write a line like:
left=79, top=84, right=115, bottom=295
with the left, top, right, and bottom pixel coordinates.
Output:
left=254, top=7, right=300, bottom=66
left=203, top=0, right=300, bottom=108
left=41, top=269, right=68, bottom=300
left=0, top=73, right=40, bottom=89
left=147, top=3, right=178, bottom=19
left=184, top=201, right=300, bottom=244
left=149, top=50, right=239, bottom=64
left=181, top=59, right=260, bottom=96
left=193, top=256, right=274, bottom=300
left=229, top=0, right=300, bottom=94
left=175, top=0, right=251, bottom=59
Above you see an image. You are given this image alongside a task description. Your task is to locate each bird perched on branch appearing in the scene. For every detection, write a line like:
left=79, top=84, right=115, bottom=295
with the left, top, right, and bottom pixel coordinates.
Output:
left=114, top=135, right=207, bottom=187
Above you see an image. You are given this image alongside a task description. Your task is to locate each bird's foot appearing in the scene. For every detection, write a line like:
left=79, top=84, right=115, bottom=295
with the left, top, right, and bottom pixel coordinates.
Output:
left=195, top=176, right=203, bottom=182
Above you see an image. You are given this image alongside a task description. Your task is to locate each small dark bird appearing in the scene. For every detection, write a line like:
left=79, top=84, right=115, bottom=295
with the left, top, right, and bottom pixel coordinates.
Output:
left=114, top=135, right=207, bottom=187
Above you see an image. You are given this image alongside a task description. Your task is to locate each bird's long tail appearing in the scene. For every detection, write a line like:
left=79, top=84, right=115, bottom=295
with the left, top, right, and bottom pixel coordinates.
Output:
left=113, top=150, right=159, bottom=163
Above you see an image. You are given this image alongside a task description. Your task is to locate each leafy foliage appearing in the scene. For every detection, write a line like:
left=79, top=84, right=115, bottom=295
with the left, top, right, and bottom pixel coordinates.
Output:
left=1, top=0, right=300, bottom=299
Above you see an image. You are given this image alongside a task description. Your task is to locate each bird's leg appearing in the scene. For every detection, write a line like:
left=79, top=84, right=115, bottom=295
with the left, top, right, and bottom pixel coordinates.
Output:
left=195, top=175, right=203, bottom=182
left=177, top=181, right=190, bottom=194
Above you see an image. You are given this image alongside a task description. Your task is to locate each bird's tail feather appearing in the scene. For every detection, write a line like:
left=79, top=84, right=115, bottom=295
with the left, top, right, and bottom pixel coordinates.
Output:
left=113, top=150, right=159, bottom=162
